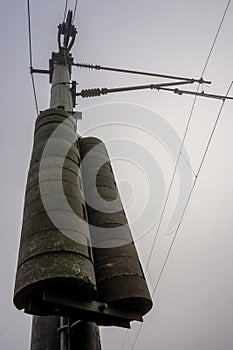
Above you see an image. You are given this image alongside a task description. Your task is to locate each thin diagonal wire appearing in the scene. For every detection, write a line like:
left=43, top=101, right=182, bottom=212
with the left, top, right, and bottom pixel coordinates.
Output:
left=196, top=81, right=233, bottom=178
left=147, top=269, right=155, bottom=291
left=129, top=324, right=143, bottom=350
left=121, top=266, right=154, bottom=350
left=27, top=0, right=33, bottom=67
left=63, top=0, right=68, bottom=21
left=73, top=0, right=79, bottom=23
left=145, top=0, right=232, bottom=272
left=27, top=0, right=39, bottom=115
left=150, top=81, right=233, bottom=301
left=30, top=75, right=39, bottom=116
left=180, top=152, right=197, bottom=178
left=201, top=0, right=232, bottom=76
left=121, top=269, right=154, bottom=349
left=126, top=1, right=232, bottom=348
left=145, top=93, right=198, bottom=271
left=130, top=80, right=232, bottom=350
left=121, top=330, right=129, bottom=350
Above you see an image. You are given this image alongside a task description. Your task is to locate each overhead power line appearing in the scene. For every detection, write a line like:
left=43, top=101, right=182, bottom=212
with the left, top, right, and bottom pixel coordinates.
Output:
left=202, top=0, right=232, bottom=75
left=27, top=0, right=39, bottom=115
left=63, top=0, right=68, bottom=22
left=124, top=0, right=232, bottom=349
left=76, top=82, right=233, bottom=101
left=143, top=0, right=233, bottom=283
left=150, top=80, right=233, bottom=300
left=157, top=86, right=233, bottom=101
left=30, top=76, right=39, bottom=116
left=73, top=0, right=79, bottom=23
left=27, top=0, right=33, bottom=67
left=143, top=0, right=233, bottom=287
left=64, top=0, right=79, bottom=23
left=74, top=62, right=211, bottom=84
left=77, top=80, right=195, bottom=98
left=129, top=81, right=233, bottom=350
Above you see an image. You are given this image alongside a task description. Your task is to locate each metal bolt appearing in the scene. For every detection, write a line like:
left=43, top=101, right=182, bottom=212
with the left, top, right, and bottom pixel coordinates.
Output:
left=99, top=303, right=107, bottom=313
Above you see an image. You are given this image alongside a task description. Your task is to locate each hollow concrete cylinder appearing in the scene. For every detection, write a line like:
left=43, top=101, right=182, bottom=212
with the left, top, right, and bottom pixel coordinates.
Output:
left=79, top=137, right=152, bottom=316
left=14, top=109, right=96, bottom=314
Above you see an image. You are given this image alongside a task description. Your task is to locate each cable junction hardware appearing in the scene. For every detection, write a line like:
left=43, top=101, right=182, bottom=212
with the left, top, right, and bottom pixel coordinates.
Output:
left=76, top=80, right=194, bottom=98
left=74, top=62, right=211, bottom=85
left=76, top=81, right=233, bottom=101
left=158, top=86, right=233, bottom=101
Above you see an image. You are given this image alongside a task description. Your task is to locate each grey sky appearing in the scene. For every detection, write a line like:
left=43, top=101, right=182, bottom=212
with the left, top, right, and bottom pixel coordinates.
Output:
left=1, top=1, right=233, bottom=349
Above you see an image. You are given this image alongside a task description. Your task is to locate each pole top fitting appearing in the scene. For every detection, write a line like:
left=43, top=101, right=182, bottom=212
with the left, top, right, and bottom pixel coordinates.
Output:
left=58, top=10, right=77, bottom=53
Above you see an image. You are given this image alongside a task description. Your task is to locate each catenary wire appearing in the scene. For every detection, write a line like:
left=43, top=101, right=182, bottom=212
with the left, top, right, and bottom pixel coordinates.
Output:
left=27, top=0, right=33, bottom=68
left=25, top=1, right=232, bottom=347
left=150, top=80, right=233, bottom=301
left=144, top=94, right=198, bottom=271
left=180, top=152, right=197, bottom=178
left=130, top=79, right=233, bottom=350
left=30, top=76, right=39, bottom=116
left=122, top=1, right=232, bottom=349
left=27, top=0, right=39, bottom=115
left=121, top=330, right=129, bottom=350
left=201, top=0, right=232, bottom=75
left=73, top=0, right=79, bottom=23
left=63, top=0, right=68, bottom=22
left=145, top=0, right=232, bottom=273
left=120, top=268, right=156, bottom=349
left=195, top=81, right=233, bottom=179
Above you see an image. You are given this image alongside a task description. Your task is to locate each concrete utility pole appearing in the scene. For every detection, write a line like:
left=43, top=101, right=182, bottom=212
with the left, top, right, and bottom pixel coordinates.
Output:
left=14, top=8, right=153, bottom=350
left=30, top=10, right=101, bottom=350
left=30, top=316, right=60, bottom=350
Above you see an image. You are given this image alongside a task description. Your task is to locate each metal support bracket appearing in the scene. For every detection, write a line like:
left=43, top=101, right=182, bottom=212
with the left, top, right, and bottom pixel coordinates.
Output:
left=30, top=59, right=54, bottom=83
left=25, top=289, right=143, bottom=329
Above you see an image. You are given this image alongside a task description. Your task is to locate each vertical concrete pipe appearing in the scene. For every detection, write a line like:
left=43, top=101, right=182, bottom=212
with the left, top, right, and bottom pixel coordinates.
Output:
left=30, top=316, right=60, bottom=350
left=69, top=319, right=102, bottom=350
left=79, top=137, right=153, bottom=317
left=14, top=109, right=96, bottom=314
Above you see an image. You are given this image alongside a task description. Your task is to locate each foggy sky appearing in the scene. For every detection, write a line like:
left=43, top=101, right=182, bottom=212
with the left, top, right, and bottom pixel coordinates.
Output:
left=1, top=1, right=233, bottom=349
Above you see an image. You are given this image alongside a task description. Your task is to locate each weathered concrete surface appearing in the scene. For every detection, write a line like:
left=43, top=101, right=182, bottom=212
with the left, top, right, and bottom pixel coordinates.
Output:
left=80, top=137, right=153, bottom=316
left=30, top=316, right=60, bottom=350
left=14, top=109, right=96, bottom=313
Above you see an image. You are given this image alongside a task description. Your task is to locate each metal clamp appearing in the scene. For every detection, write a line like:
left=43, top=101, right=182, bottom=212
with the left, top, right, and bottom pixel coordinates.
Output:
left=58, top=10, right=77, bottom=53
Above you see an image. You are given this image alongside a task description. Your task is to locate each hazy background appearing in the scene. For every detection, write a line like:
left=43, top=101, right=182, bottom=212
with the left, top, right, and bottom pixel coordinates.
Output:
left=1, top=1, right=233, bottom=349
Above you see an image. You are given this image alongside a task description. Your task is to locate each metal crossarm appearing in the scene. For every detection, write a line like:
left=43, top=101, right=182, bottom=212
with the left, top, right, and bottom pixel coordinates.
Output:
left=77, top=80, right=195, bottom=98
left=74, top=62, right=211, bottom=85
